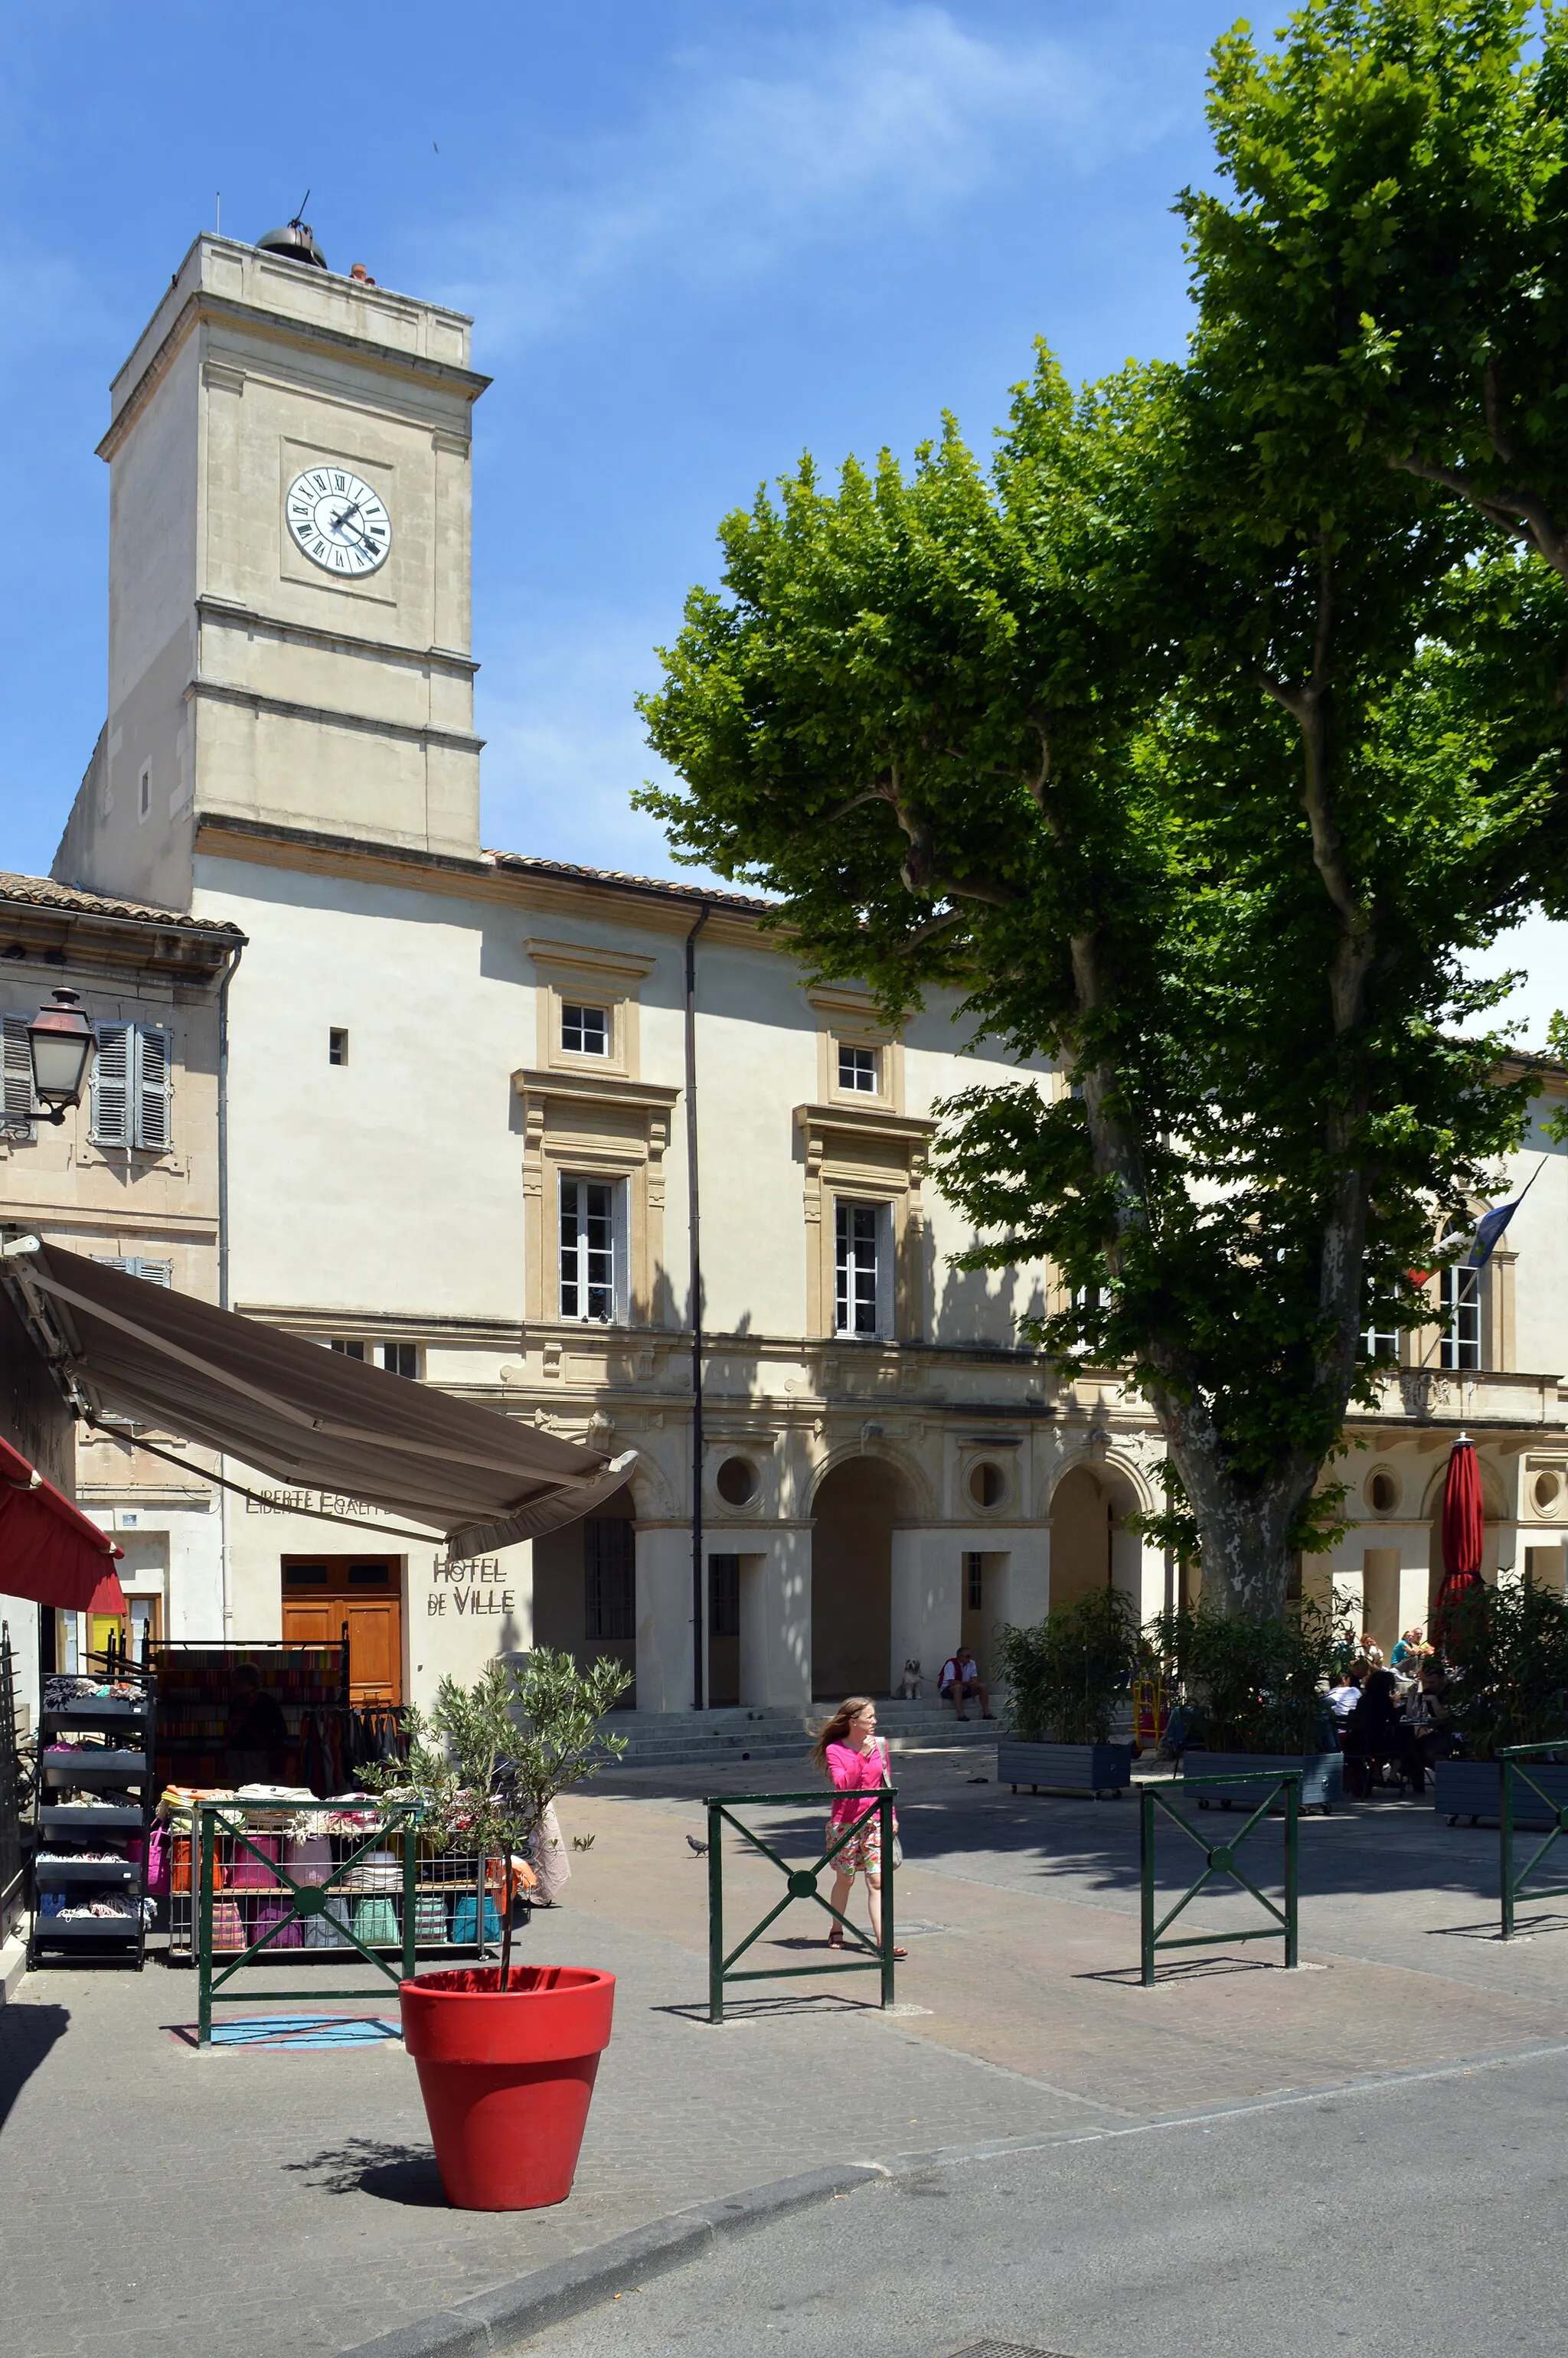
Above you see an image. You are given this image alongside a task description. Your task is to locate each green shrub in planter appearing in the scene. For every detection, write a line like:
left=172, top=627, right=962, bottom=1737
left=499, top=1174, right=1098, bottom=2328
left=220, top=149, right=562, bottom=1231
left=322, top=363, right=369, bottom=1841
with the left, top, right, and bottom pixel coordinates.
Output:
left=1439, top=1578, right=1568, bottom=1759
left=998, top=1589, right=1140, bottom=1744
left=1149, top=1599, right=1344, bottom=1756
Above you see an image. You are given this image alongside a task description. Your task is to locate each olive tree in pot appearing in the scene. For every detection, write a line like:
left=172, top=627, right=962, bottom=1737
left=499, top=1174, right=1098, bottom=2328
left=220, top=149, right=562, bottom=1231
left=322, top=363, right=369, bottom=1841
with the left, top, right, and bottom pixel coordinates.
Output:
left=996, top=1589, right=1140, bottom=1797
left=370, top=1648, right=630, bottom=2210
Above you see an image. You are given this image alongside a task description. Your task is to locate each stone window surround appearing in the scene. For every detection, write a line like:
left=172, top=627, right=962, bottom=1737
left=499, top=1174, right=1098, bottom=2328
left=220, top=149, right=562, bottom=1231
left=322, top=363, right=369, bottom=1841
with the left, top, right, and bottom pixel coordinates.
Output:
left=513, top=1066, right=679, bottom=1331
left=526, top=936, right=655, bottom=1080
left=806, top=985, right=904, bottom=1114
left=795, top=1102, right=936, bottom=1344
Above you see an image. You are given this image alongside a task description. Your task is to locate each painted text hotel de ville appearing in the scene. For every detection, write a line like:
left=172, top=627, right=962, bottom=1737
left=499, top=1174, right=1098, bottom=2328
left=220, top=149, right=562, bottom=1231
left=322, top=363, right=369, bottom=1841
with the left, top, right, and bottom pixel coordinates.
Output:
left=11, top=223, right=1568, bottom=1744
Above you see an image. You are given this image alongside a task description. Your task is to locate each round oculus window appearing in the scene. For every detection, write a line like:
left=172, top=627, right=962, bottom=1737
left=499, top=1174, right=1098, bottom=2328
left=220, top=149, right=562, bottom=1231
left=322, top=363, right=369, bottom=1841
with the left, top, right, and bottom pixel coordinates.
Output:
left=969, top=1460, right=1006, bottom=1510
left=1534, top=1470, right=1563, bottom=1514
left=716, top=1455, right=758, bottom=1507
left=1367, top=1470, right=1398, bottom=1512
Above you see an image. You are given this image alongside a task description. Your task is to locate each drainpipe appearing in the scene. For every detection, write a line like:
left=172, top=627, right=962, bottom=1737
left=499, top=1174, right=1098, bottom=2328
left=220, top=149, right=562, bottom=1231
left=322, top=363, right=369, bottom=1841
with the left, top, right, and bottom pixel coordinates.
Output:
left=216, top=937, right=244, bottom=1639
left=684, top=906, right=711, bottom=1710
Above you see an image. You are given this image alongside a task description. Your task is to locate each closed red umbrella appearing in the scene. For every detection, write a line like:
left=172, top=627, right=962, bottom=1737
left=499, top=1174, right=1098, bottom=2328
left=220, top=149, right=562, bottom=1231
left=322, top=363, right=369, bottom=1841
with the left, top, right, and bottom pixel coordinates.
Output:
left=1434, top=1434, right=1485, bottom=1637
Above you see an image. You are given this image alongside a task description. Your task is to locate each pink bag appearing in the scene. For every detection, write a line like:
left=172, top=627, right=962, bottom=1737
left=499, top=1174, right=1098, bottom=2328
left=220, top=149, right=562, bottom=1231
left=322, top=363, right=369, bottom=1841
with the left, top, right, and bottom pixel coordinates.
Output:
left=145, top=1824, right=171, bottom=1896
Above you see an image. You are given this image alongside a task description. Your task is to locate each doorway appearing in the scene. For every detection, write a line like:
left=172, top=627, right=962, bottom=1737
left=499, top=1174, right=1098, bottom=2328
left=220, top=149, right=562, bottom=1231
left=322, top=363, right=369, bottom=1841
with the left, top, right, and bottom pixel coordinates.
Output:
left=281, top=1558, right=403, bottom=1703
left=812, top=1458, right=901, bottom=1698
left=708, top=1554, right=741, bottom=1707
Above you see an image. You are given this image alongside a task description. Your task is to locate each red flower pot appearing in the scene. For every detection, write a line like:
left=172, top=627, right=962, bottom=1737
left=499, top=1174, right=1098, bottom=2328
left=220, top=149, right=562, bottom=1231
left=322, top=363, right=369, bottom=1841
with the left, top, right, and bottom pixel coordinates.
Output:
left=398, top=1964, right=616, bottom=2210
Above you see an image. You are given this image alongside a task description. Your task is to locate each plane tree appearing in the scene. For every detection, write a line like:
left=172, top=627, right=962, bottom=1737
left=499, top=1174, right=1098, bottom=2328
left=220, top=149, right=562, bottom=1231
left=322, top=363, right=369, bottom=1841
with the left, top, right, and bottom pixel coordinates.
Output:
left=639, top=1, right=1568, bottom=1614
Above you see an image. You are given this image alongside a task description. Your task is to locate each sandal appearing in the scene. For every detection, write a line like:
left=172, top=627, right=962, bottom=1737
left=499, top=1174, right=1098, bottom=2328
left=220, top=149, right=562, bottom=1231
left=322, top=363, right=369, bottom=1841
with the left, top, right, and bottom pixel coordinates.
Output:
left=891, top=1945, right=908, bottom=1960
left=827, top=1928, right=845, bottom=1948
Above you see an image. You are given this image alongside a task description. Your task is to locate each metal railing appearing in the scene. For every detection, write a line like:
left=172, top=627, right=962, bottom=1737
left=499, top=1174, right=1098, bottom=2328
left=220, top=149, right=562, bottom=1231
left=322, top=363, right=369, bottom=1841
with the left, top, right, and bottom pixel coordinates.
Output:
left=1498, top=1743, right=1568, bottom=1938
left=706, top=1788, right=897, bottom=2024
left=194, top=1800, right=501, bottom=2045
left=0, top=1625, right=22, bottom=1922
left=1139, top=1769, right=1300, bottom=1986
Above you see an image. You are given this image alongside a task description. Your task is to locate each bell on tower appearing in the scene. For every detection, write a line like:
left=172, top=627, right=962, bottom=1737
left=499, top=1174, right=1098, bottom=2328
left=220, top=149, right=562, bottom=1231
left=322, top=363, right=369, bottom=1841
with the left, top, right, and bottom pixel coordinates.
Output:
left=256, top=196, right=328, bottom=270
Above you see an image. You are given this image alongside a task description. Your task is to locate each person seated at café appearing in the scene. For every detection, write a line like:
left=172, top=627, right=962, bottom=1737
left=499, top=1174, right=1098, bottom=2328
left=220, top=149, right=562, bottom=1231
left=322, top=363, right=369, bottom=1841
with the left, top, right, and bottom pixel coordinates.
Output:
left=1343, top=1667, right=1405, bottom=1798
left=1400, top=1662, right=1456, bottom=1794
left=1390, top=1627, right=1423, bottom=1680
left=1358, top=1629, right=1386, bottom=1671
left=1326, top=1663, right=1364, bottom=1745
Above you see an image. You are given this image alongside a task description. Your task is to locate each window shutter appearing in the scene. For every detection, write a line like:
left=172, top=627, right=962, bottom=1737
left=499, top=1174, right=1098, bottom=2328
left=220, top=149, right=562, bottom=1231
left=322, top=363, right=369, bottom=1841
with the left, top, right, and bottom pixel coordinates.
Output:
left=90, top=1022, right=131, bottom=1148
left=135, top=1026, right=172, bottom=1150
left=92, top=1256, right=172, bottom=1286
left=2, top=1015, right=34, bottom=1137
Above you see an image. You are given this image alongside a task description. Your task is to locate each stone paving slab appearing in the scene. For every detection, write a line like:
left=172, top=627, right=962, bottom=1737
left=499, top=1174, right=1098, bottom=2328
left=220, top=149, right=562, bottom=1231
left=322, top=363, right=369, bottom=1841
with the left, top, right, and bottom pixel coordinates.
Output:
left=7, top=1754, right=1568, bottom=2357
left=0, top=1906, right=1092, bottom=2358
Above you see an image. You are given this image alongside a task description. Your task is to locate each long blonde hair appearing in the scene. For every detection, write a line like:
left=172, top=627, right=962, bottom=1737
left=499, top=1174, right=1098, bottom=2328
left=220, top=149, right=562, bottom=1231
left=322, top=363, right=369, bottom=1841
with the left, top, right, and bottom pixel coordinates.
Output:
left=811, top=1695, right=875, bottom=1772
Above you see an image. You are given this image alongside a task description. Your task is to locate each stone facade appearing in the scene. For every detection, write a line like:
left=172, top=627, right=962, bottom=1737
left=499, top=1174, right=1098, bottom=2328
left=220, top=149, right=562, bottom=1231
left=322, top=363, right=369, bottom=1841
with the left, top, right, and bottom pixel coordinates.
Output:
left=38, top=232, right=1568, bottom=1716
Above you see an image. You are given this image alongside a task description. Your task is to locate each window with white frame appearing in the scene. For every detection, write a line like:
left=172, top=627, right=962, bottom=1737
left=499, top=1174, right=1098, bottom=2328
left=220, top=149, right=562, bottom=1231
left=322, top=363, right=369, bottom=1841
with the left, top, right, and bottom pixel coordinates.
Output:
left=1439, top=1266, right=1481, bottom=1370
left=835, top=1200, right=888, bottom=1336
left=838, top=1043, right=877, bottom=1093
left=1361, top=1299, right=1400, bottom=1360
left=380, top=1342, right=420, bottom=1379
left=330, top=1339, right=366, bottom=1360
left=561, top=1004, right=609, bottom=1057
left=90, top=1023, right=172, bottom=1150
left=560, top=1175, right=621, bottom=1321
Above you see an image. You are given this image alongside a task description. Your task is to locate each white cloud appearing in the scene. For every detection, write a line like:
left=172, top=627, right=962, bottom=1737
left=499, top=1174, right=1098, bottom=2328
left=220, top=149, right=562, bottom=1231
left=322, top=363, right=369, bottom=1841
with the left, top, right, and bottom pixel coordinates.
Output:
left=436, top=5, right=1184, bottom=348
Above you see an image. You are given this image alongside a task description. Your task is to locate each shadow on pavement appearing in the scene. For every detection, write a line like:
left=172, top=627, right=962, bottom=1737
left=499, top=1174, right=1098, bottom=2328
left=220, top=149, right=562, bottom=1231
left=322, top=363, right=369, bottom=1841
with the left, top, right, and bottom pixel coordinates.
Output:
left=0, top=2002, right=69, bottom=2138
left=283, top=2136, right=446, bottom=2206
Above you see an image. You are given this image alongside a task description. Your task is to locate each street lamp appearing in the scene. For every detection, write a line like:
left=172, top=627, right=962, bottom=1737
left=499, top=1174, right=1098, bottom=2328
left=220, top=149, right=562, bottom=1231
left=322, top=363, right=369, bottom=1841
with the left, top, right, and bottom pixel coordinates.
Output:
left=25, top=989, right=97, bottom=1124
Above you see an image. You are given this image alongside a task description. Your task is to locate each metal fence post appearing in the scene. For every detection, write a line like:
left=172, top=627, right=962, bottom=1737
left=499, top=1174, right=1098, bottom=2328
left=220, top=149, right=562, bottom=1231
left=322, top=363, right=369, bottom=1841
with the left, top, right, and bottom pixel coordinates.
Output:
left=1501, top=1754, right=1517, bottom=1941
left=880, top=1789, right=897, bottom=2009
left=401, top=1817, right=416, bottom=1983
left=197, top=1804, right=215, bottom=2048
left=1140, top=1785, right=1156, bottom=1987
left=1284, top=1774, right=1300, bottom=1968
left=707, top=1798, right=724, bottom=2024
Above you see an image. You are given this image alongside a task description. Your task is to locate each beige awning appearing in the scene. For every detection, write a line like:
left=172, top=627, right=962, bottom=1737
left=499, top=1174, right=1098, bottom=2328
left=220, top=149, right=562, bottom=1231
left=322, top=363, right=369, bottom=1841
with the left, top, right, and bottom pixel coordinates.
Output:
left=2, top=1243, right=634, bottom=1558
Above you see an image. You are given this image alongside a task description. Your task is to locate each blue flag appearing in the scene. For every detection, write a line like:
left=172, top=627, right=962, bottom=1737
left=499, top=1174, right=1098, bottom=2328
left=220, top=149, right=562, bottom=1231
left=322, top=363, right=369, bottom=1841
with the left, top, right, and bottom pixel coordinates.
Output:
left=1465, top=1198, right=1521, bottom=1271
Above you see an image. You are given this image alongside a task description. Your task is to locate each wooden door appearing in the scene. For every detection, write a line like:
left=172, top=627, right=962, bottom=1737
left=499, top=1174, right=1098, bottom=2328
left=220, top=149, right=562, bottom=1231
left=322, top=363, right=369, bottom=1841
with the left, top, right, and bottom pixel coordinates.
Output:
left=280, top=1557, right=403, bottom=1703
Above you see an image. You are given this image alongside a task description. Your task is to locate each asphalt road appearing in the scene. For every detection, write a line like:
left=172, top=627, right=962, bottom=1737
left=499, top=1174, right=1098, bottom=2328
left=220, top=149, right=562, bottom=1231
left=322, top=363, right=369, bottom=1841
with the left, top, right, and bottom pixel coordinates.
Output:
left=516, top=2041, right=1568, bottom=2358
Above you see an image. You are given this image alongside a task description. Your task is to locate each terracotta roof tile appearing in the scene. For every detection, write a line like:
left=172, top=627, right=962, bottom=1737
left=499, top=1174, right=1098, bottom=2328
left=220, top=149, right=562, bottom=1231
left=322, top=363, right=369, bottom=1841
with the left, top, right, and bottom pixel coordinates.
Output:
left=0, top=873, right=243, bottom=936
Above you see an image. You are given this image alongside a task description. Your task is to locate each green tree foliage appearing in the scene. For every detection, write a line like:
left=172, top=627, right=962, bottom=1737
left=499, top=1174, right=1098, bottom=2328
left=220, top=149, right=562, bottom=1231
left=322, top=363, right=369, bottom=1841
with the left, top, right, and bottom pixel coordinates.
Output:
left=640, top=2, right=1568, bottom=1612
left=368, top=1649, right=629, bottom=1981
left=997, top=1588, right=1142, bottom=1744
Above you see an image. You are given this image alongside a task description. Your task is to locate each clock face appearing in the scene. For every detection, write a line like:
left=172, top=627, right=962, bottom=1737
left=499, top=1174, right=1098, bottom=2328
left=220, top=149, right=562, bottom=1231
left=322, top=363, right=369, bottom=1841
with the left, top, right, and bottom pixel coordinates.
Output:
left=285, top=467, right=392, bottom=576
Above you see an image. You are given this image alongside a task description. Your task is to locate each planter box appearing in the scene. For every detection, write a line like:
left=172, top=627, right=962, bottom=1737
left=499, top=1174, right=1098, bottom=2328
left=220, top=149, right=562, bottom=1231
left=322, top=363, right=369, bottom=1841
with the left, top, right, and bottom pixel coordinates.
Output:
left=1435, top=1757, right=1568, bottom=1828
left=998, top=1739, right=1135, bottom=1798
left=1183, top=1750, right=1342, bottom=1814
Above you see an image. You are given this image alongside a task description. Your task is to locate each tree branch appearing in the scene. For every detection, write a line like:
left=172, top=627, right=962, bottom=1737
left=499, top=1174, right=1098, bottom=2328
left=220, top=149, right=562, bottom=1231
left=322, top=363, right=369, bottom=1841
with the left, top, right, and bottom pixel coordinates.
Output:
left=1390, top=453, right=1568, bottom=583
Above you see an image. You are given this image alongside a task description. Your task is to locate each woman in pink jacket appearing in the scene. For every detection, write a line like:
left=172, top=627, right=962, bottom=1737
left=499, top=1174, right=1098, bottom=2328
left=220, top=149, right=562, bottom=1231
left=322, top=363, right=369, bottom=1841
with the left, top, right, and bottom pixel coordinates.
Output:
left=812, top=1695, right=905, bottom=1957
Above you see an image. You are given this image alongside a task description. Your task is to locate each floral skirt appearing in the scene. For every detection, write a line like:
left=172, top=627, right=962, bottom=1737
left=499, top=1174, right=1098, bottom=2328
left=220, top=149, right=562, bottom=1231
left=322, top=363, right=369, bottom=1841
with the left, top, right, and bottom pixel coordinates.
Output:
left=828, top=1813, right=883, bottom=1880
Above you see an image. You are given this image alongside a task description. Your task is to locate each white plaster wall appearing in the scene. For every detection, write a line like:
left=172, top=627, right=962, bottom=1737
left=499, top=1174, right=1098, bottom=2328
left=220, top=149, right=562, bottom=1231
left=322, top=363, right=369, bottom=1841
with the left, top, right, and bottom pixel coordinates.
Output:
left=1502, top=1112, right=1568, bottom=1377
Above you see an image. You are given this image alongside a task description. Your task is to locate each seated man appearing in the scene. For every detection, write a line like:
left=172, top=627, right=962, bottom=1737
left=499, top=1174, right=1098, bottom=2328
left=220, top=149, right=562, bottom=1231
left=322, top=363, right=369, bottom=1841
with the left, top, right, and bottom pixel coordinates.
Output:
left=939, top=1645, right=992, bottom=1722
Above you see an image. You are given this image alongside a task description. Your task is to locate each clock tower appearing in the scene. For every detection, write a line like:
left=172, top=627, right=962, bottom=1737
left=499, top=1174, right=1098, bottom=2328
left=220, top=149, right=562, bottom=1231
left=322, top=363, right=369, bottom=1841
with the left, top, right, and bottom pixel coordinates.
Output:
left=54, top=226, right=490, bottom=908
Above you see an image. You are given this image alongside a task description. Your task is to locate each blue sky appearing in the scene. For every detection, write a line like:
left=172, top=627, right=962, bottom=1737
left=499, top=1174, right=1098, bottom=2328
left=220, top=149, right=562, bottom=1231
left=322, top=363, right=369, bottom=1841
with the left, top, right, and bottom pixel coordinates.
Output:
left=1, top=0, right=1562, bottom=1038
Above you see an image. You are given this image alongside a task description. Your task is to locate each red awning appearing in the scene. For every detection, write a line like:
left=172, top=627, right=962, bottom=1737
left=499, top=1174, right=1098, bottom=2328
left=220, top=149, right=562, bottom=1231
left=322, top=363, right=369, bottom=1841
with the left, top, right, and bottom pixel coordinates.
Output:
left=0, top=1432, right=125, bottom=1613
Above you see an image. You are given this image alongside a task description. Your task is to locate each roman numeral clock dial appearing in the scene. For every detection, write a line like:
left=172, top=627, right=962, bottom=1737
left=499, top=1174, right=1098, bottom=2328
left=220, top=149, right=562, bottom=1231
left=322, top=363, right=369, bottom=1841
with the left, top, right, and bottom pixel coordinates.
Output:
left=285, top=468, right=392, bottom=576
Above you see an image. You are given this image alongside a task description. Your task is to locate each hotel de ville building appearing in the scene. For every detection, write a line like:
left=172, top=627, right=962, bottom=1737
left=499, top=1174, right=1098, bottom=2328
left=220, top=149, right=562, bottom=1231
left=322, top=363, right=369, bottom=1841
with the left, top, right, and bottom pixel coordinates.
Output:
left=17, top=223, right=1568, bottom=1739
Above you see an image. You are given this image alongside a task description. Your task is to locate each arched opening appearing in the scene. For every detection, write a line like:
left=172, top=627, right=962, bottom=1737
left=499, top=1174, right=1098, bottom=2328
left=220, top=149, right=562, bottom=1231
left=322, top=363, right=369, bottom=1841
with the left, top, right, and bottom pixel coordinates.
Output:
left=1049, top=1462, right=1143, bottom=1613
left=811, top=1457, right=903, bottom=1699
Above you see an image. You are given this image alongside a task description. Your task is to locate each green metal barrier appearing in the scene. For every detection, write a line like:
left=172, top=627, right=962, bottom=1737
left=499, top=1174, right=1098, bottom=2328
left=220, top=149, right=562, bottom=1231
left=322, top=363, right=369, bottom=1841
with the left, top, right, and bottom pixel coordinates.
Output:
left=1498, top=1743, right=1568, bottom=1938
left=196, top=1799, right=426, bottom=2046
left=1139, top=1770, right=1300, bottom=1987
left=706, top=1788, right=897, bottom=2024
